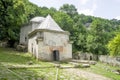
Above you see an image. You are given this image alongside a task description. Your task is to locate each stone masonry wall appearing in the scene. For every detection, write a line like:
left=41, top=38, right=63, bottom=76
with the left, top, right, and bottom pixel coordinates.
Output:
left=43, top=31, right=72, bottom=61
left=99, top=55, right=120, bottom=67
left=28, top=34, right=38, bottom=58
left=20, top=25, right=32, bottom=45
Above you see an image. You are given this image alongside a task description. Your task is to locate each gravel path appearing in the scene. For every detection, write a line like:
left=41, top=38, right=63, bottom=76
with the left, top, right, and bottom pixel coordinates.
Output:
left=65, top=68, right=111, bottom=80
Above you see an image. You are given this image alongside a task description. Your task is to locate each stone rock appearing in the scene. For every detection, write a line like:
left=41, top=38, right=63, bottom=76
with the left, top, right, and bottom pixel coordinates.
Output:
left=74, top=64, right=82, bottom=68
left=81, top=64, right=90, bottom=68
left=16, top=44, right=27, bottom=52
left=0, top=41, right=8, bottom=47
left=54, top=64, right=60, bottom=68
left=112, top=70, right=120, bottom=75
left=27, top=61, right=33, bottom=65
left=89, top=61, right=97, bottom=65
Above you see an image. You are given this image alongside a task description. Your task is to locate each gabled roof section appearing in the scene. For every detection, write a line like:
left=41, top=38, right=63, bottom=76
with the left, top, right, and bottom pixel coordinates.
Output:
left=38, top=15, right=64, bottom=31
left=30, top=17, right=45, bottom=23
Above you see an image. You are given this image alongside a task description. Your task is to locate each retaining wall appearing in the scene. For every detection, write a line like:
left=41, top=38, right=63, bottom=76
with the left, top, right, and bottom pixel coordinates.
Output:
left=99, top=55, right=120, bottom=67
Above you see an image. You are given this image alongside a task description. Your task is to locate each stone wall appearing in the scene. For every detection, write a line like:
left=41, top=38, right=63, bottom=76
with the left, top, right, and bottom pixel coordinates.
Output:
left=44, top=31, right=69, bottom=46
left=0, top=41, right=8, bottom=47
left=61, top=43, right=72, bottom=60
left=20, top=24, right=32, bottom=45
left=38, top=43, right=52, bottom=61
left=20, top=22, right=43, bottom=45
left=99, top=55, right=120, bottom=66
left=28, top=30, right=72, bottom=61
left=28, top=34, right=38, bottom=58
left=73, top=52, right=98, bottom=61
left=43, top=31, right=72, bottom=61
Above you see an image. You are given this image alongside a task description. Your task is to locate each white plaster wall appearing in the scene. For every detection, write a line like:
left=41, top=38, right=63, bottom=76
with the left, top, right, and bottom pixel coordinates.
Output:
left=31, top=22, right=40, bottom=31
left=20, top=25, right=32, bottom=45
left=35, top=32, right=52, bottom=60
left=20, top=22, right=40, bottom=45
left=43, top=31, right=72, bottom=61
left=28, top=35, right=38, bottom=58
left=28, top=31, right=72, bottom=61
left=38, top=42, right=52, bottom=61
left=44, top=32, right=69, bottom=46
left=60, top=43, right=72, bottom=60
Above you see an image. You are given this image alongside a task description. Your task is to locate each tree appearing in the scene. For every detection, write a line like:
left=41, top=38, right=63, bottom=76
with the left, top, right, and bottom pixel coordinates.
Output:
left=53, top=11, right=74, bottom=32
left=0, top=0, right=42, bottom=47
left=71, top=20, right=87, bottom=52
left=50, top=7, right=57, bottom=12
left=59, top=4, right=78, bottom=17
left=107, top=33, right=120, bottom=56
left=87, top=19, right=109, bottom=55
left=0, top=0, right=27, bottom=41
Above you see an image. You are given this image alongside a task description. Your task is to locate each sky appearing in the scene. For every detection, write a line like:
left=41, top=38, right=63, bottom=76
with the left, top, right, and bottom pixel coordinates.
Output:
left=29, top=0, right=120, bottom=20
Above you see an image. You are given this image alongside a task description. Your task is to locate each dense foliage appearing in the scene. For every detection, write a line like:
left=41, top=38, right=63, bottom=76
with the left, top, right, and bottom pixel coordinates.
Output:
left=107, top=33, right=120, bottom=56
left=0, top=0, right=120, bottom=56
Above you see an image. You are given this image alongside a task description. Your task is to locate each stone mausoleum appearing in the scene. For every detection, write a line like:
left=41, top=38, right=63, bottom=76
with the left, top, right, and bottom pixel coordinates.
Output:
left=20, top=15, right=72, bottom=61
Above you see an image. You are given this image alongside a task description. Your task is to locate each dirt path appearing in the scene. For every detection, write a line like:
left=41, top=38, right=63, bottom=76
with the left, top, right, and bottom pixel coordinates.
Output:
left=65, top=68, right=111, bottom=80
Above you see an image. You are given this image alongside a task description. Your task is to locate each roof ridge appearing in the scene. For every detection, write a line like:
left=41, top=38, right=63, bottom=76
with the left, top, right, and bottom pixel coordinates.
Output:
left=37, top=15, right=64, bottom=32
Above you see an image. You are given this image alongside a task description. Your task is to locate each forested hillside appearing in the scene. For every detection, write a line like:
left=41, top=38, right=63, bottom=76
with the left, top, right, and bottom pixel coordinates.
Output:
left=0, top=0, right=120, bottom=56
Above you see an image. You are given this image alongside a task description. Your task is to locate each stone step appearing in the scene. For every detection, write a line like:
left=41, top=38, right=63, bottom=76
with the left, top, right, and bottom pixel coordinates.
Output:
left=71, top=60, right=96, bottom=65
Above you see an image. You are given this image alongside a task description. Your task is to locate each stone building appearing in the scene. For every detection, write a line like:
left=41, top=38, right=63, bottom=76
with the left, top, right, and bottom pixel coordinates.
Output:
left=20, top=15, right=72, bottom=61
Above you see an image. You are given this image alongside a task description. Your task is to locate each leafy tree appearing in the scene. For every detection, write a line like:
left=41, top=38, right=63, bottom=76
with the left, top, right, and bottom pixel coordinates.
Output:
left=74, top=14, right=93, bottom=24
left=107, top=33, right=120, bottom=56
left=39, top=7, right=56, bottom=17
left=53, top=11, right=74, bottom=32
left=50, top=7, right=57, bottom=12
left=87, top=19, right=110, bottom=55
left=71, top=20, right=87, bottom=52
left=0, top=0, right=44, bottom=47
left=59, top=4, right=78, bottom=17
left=24, top=1, right=41, bottom=20
left=0, top=0, right=27, bottom=41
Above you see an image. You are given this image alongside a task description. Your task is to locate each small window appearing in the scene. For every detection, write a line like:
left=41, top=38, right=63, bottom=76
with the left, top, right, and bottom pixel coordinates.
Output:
left=37, top=32, right=43, bottom=38
left=31, top=43, right=33, bottom=53
left=25, top=37, right=27, bottom=42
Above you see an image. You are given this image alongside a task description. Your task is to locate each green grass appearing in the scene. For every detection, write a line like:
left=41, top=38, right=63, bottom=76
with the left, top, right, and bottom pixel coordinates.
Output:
left=0, top=65, right=21, bottom=80
left=0, top=47, right=87, bottom=80
left=83, top=62, right=120, bottom=80
left=0, top=47, right=53, bottom=66
left=1, top=47, right=119, bottom=80
left=0, top=47, right=55, bottom=80
left=11, top=68, right=57, bottom=80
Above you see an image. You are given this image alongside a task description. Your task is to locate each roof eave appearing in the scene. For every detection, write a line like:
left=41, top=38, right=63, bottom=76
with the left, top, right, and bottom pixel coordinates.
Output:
left=28, top=29, right=70, bottom=38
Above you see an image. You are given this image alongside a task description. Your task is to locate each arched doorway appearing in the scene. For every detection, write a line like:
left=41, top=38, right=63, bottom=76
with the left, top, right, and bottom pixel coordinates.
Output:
left=53, top=50, right=59, bottom=61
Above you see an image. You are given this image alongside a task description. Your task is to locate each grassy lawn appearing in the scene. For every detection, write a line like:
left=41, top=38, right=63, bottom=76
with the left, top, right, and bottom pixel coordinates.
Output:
left=0, top=47, right=55, bottom=80
left=0, top=47, right=119, bottom=80
left=0, top=47, right=87, bottom=80
left=0, top=47, right=53, bottom=66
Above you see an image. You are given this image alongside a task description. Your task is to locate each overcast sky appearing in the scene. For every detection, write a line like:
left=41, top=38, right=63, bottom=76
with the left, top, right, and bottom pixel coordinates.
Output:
left=29, top=0, right=120, bottom=20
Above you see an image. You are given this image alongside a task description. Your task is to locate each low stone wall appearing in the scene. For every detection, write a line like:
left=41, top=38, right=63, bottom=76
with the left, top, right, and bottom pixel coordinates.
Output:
left=16, top=44, right=27, bottom=52
left=73, top=52, right=98, bottom=61
left=99, top=55, right=120, bottom=67
left=0, top=41, right=8, bottom=47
